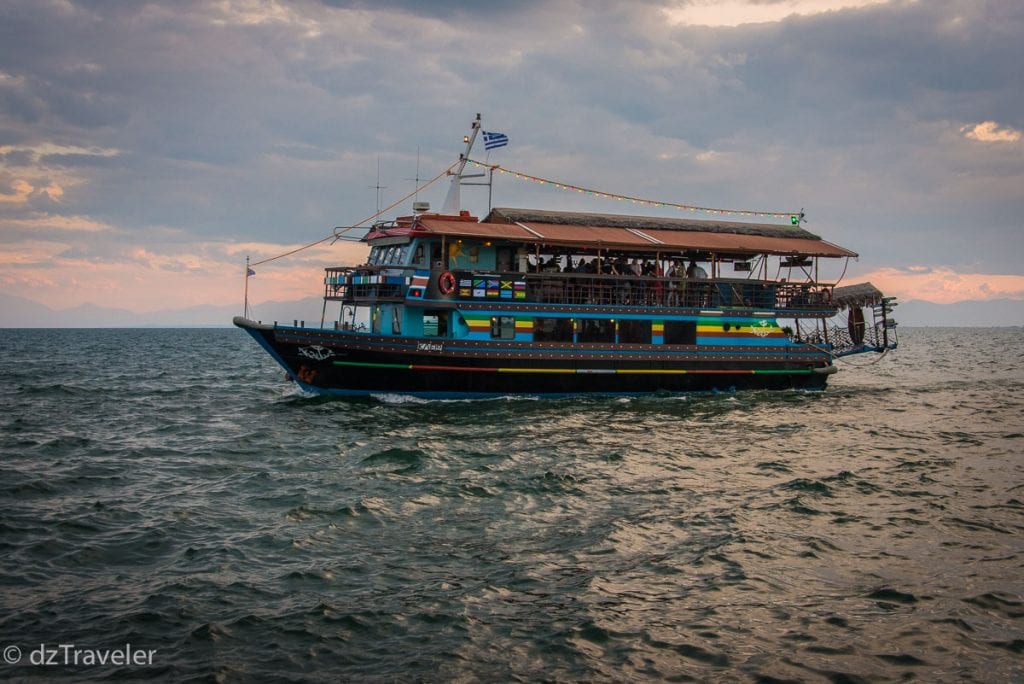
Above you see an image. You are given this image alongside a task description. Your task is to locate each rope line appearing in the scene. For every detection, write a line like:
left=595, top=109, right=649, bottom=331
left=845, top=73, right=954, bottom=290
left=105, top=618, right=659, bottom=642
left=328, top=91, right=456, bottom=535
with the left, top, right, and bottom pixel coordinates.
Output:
left=467, top=158, right=800, bottom=220
left=250, top=160, right=458, bottom=268
left=242, top=160, right=458, bottom=319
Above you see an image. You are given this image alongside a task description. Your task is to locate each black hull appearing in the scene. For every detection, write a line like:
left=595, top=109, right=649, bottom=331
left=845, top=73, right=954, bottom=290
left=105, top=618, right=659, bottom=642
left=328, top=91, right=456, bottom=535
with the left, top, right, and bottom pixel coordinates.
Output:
left=235, top=318, right=834, bottom=398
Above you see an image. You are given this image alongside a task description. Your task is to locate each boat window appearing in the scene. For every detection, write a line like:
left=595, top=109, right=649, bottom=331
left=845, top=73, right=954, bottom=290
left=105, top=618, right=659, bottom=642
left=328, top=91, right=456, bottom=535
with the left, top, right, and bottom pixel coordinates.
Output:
left=392, top=308, right=401, bottom=335
left=578, top=318, right=615, bottom=343
left=367, top=247, right=381, bottom=265
left=664, top=320, right=697, bottom=345
left=383, top=245, right=408, bottom=265
left=490, top=316, right=516, bottom=340
left=619, top=319, right=652, bottom=344
left=533, top=317, right=574, bottom=342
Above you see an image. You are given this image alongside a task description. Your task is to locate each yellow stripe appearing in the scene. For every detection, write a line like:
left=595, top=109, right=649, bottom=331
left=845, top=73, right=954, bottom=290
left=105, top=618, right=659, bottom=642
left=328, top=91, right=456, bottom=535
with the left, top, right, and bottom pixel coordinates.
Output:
left=615, top=369, right=687, bottom=375
left=696, top=325, right=780, bottom=334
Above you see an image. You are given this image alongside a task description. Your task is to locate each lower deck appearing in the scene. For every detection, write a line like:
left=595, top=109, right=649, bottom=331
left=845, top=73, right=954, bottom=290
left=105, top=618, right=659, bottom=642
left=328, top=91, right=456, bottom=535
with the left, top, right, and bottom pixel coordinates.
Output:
left=235, top=308, right=835, bottom=397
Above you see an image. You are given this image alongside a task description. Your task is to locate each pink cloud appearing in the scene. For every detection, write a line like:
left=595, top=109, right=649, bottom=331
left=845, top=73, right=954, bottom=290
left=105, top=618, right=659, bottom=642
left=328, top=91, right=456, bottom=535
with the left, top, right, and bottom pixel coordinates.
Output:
left=961, top=121, right=1023, bottom=143
left=0, top=239, right=368, bottom=313
left=854, top=267, right=1024, bottom=304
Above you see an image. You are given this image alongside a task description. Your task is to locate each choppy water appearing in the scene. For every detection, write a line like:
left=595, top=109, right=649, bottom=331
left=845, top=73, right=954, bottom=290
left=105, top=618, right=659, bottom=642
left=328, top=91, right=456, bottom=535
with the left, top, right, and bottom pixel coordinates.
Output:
left=0, top=327, right=1022, bottom=682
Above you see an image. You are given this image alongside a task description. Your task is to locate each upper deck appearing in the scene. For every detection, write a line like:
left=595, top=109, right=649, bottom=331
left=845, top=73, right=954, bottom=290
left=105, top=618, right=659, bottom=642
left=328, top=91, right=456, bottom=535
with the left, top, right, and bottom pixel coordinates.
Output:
left=325, top=264, right=835, bottom=316
left=364, top=207, right=857, bottom=259
left=325, top=207, right=850, bottom=317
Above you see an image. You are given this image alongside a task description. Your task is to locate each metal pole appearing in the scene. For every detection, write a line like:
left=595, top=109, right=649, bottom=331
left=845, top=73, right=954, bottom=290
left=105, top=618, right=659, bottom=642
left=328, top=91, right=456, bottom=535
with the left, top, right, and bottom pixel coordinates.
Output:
left=243, top=256, right=250, bottom=318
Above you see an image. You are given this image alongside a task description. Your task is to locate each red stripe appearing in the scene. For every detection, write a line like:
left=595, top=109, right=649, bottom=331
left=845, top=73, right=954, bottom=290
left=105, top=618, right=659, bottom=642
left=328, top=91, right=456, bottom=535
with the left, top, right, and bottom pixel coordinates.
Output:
left=411, top=364, right=498, bottom=373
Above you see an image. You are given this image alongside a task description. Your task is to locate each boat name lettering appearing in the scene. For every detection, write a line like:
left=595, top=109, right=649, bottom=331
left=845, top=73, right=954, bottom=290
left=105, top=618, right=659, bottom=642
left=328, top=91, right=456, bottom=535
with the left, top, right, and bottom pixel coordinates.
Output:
left=417, top=342, right=444, bottom=352
left=298, top=345, right=335, bottom=361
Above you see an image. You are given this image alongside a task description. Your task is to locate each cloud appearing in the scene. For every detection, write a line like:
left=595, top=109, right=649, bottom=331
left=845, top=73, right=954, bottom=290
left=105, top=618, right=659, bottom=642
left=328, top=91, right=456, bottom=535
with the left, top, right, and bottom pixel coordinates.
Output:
left=0, top=0, right=1022, bottom=322
left=961, top=121, right=1022, bottom=143
left=0, top=178, right=34, bottom=203
left=857, top=266, right=1024, bottom=305
left=661, top=0, right=891, bottom=27
left=0, top=143, right=121, bottom=159
left=0, top=236, right=367, bottom=312
left=2, top=214, right=111, bottom=232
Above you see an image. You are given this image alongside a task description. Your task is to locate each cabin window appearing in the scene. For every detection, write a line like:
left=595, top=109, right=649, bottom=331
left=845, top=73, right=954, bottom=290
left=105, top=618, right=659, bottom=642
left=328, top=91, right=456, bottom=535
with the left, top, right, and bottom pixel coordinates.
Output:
left=392, top=308, right=402, bottom=335
left=578, top=318, right=615, bottom=343
left=490, top=316, right=516, bottom=340
left=389, top=245, right=409, bottom=265
left=664, top=320, right=697, bottom=345
left=533, top=317, right=574, bottom=343
left=618, top=319, right=652, bottom=344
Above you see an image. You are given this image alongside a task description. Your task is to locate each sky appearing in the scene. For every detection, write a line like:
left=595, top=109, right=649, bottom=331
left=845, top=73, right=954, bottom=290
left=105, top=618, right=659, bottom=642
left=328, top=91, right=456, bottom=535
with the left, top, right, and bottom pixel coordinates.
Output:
left=1, top=0, right=1022, bottom=324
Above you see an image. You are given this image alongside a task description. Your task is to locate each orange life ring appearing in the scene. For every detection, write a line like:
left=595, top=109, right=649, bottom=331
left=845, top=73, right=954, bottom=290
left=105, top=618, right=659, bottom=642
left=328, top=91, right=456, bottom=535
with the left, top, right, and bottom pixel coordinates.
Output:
left=438, top=271, right=456, bottom=295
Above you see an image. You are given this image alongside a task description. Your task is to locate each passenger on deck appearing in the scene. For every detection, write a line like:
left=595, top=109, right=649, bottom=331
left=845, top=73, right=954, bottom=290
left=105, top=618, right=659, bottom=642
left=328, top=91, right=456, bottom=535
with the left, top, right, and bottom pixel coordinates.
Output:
left=667, top=263, right=680, bottom=305
left=686, top=259, right=708, bottom=279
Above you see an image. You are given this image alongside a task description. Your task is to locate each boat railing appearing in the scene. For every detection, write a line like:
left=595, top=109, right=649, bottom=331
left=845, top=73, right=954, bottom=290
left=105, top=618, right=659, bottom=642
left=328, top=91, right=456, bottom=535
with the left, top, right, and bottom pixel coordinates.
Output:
left=516, top=272, right=834, bottom=312
left=827, top=296, right=899, bottom=356
left=324, top=265, right=420, bottom=302
left=324, top=265, right=836, bottom=313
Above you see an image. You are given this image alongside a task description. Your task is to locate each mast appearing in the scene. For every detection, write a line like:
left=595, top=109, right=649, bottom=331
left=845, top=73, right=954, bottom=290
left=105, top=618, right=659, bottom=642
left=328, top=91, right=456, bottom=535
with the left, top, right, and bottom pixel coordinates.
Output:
left=441, top=113, right=482, bottom=214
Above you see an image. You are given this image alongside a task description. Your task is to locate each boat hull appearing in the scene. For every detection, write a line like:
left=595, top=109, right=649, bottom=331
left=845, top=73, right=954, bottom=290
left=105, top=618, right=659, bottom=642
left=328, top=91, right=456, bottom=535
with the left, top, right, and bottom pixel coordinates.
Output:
left=235, top=317, right=834, bottom=398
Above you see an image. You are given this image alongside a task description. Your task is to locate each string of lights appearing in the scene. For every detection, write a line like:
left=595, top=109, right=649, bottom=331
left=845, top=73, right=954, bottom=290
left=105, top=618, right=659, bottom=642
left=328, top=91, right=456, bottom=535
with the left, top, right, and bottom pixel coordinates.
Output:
left=467, top=158, right=801, bottom=222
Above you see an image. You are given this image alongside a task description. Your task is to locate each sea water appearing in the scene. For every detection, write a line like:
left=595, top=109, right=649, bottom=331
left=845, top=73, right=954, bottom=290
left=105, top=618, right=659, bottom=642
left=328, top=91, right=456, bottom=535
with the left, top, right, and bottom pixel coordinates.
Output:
left=0, top=327, right=1021, bottom=681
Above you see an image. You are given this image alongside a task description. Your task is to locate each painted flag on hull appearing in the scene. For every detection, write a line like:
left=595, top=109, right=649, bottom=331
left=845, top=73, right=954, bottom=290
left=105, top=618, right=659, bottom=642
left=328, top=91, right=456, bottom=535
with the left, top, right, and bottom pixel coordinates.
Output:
left=482, top=131, right=509, bottom=150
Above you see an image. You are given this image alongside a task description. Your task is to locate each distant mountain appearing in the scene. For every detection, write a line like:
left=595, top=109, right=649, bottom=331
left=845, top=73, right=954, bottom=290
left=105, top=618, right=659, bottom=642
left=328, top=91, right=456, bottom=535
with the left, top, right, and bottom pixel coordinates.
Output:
left=0, top=293, right=57, bottom=328
left=0, top=293, right=324, bottom=328
left=894, top=298, right=1024, bottom=327
left=2, top=292, right=1022, bottom=328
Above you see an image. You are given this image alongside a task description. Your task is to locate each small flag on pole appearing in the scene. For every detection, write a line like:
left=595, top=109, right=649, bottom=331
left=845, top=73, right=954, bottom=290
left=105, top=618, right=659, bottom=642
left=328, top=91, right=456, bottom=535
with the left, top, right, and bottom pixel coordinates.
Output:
left=482, top=131, right=509, bottom=150
left=247, top=267, right=256, bottom=276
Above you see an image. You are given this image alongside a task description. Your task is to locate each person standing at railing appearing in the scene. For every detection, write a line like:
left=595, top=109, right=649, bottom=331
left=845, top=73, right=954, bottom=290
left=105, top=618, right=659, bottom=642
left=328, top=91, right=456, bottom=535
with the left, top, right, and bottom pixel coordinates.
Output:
left=685, top=259, right=707, bottom=306
left=667, top=263, right=680, bottom=306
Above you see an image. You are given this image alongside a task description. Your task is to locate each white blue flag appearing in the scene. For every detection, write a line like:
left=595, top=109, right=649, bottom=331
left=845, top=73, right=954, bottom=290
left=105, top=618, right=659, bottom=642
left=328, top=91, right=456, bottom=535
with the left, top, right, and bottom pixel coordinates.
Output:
left=482, top=130, right=509, bottom=150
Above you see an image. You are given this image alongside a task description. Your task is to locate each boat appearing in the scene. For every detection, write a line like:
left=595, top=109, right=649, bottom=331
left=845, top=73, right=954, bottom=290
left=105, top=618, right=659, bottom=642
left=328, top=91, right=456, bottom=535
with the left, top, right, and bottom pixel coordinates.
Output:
left=234, top=115, right=897, bottom=398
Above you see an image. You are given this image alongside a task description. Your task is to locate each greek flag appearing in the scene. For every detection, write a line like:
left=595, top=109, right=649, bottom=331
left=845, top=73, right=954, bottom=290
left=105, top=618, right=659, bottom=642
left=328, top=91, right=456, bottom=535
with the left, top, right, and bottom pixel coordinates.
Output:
left=482, top=130, right=509, bottom=150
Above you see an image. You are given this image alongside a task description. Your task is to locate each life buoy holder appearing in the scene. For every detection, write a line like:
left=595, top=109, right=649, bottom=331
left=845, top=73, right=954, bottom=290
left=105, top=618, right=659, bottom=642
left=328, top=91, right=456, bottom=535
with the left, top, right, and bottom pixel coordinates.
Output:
left=438, top=271, right=456, bottom=295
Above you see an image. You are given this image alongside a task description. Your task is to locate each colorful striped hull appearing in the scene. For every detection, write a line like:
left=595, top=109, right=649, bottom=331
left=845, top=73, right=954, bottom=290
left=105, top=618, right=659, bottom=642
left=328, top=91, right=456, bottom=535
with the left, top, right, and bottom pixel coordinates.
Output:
left=234, top=318, right=834, bottom=398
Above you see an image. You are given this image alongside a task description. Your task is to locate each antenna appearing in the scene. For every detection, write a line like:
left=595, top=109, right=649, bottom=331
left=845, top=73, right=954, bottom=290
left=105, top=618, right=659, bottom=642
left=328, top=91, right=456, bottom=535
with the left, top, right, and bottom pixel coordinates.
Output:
left=370, top=156, right=387, bottom=213
left=404, top=146, right=423, bottom=202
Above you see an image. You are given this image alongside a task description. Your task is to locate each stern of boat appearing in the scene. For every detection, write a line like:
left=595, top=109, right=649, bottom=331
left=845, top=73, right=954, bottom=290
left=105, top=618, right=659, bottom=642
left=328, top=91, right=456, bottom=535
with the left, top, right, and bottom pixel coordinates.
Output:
left=827, top=283, right=898, bottom=358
